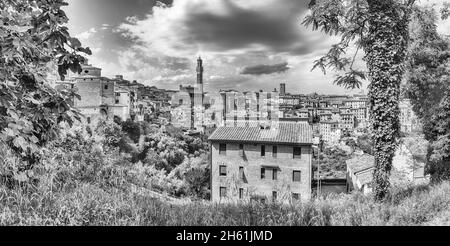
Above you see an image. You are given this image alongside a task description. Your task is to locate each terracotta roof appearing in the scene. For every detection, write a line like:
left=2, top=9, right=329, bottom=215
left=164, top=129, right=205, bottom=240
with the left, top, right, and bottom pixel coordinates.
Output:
left=208, top=122, right=312, bottom=145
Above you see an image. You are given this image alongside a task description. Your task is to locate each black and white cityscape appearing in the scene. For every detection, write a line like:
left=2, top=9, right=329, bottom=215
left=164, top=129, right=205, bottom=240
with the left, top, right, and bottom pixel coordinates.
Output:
left=1, top=0, right=450, bottom=229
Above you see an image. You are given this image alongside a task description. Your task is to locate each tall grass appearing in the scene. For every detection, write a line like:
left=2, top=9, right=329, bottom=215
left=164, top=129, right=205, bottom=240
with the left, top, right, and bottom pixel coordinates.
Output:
left=1, top=180, right=449, bottom=226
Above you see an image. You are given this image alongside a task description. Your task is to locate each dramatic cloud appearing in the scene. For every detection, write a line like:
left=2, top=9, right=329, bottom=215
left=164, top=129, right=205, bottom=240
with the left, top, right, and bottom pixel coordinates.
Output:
left=117, top=0, right=321, bottom=56
left=67, top=0, right=393, bottom=94
left=241, top=62, right=290, bottom=75
left=75, top=27, right=97, bottom=40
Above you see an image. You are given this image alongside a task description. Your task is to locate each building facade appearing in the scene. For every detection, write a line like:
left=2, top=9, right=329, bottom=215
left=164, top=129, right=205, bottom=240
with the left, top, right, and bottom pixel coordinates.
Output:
left=208, top=122, right=313, bottom=203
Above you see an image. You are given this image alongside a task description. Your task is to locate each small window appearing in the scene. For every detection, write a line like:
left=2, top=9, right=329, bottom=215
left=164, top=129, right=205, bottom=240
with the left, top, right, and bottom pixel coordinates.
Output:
left=272, top=191, right=277, bottom=202
left=272, top=169, right=278, bottom=180
left=220, top=187, right=227, bottom=198
left=293, top=171, right=301, bottom=182
left=179, top=99, right=183, bottom=105
left=261, top=145, right=265, bottom=157
left=292, top=193, right=300, bottom=200
left=239, top=188, right=244, bottom=199
left=239, top=144, right=244, bottom=157
left=115, top=99, right=119, bottom=104
left=87, top=117, right=91, bottom=124
left=261, top=168, right=266, bottom=179
left=239, top=167, right=244, bottom=180
left=104, top=85, right=108, bottom=90
left=219, top=165, right=227, bottom=176
left=293, top=147, right=302, bottom=159
left=272, top=146, right=277, bottom=158
left=219, top=143, right=226, bottom=155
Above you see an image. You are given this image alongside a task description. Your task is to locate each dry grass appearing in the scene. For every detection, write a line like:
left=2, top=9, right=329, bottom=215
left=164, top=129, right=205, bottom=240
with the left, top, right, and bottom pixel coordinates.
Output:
left=1, top=180, right=449, bottom=226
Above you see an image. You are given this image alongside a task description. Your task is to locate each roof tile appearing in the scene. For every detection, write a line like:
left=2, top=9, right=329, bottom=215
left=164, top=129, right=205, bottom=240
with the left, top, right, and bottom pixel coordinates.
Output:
left=208, top=122, right=312, bottom=145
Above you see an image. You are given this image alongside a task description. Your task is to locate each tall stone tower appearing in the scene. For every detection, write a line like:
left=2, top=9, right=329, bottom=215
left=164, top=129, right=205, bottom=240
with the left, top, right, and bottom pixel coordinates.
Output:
left=280, top=83, right=286, bottom=96
left=193, top=56, right=204, bottom=130
left=196, top=56, right=204, bottom=95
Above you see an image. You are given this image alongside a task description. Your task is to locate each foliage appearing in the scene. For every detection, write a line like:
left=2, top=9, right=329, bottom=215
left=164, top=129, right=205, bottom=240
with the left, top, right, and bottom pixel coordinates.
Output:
left=403, top=7, right=450, bottom=183
left=313, top=147, right=351, bottom=178
left=121, top=119, right=142, bottom=143
left=1, top=169, right=450, bottom=225
left=356, top=132, right=373, bottom=155
left=0, top=0, right=95, bottom=192
left=0, top=0, right=91, bottom=174
left=303, top=0, right=416, bottom=200
left=181, top=155, right=210, bottom=199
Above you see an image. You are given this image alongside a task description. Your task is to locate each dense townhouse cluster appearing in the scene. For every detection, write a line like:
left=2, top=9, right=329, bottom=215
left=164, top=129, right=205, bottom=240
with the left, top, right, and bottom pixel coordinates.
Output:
left=55, top=61, right=174, bottom=125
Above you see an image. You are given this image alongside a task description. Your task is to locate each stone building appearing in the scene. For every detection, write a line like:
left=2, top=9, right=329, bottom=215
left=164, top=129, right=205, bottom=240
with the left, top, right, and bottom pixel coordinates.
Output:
left=208, top=121, right=313, bottom=203
left=171, top=57, right=206, bottom=130
left=71, top=63, right=136, bottom=125
left=318, top=121, right=341, bottom=145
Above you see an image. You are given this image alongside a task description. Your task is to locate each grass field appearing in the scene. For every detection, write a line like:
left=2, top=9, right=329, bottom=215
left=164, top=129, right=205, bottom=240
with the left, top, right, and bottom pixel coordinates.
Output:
left=1, top=180, right=449, bottom=226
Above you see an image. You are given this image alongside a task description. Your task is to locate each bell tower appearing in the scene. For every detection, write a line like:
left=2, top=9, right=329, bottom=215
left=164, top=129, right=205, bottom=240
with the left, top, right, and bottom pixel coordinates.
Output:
left=196, top=56, right=204, bottom=95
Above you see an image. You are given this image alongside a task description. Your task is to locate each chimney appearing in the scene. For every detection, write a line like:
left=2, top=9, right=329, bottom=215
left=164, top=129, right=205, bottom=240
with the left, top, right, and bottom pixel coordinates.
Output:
left=115, top=75, right=123, bottom=80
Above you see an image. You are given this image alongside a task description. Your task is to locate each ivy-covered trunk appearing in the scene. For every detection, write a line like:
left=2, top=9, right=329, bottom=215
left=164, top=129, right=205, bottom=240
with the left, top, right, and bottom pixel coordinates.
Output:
left=365, top=0, right=411, bottom=200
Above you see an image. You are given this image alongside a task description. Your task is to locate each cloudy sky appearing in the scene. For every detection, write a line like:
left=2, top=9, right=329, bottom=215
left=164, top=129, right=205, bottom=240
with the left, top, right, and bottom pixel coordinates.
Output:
left=64, top=0, right=450, bottom=94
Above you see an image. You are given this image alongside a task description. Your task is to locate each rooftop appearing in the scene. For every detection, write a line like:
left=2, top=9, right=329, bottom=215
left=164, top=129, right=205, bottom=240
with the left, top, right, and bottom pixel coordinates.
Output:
left=208, top=121, right=312, bottom=145
left=346, top=154, right=375, bottom=174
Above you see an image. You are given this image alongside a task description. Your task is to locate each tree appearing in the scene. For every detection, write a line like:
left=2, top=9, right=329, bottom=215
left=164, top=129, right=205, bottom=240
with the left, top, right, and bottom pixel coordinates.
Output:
left=0, top=0, right=91, bottom=175
left=184, top=167, right=210, bottom=199
left=403, top=7, right=450, bottom=182
left=303, top=0, right=415, bottom=200
left=356, top=132, right=373, bottom=155
left=121, top=119, right=141, bottom=143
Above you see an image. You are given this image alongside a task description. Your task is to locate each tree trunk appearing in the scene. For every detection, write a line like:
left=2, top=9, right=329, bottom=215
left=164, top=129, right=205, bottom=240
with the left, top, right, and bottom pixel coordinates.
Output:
left=365, top=0, right=411, bottom=200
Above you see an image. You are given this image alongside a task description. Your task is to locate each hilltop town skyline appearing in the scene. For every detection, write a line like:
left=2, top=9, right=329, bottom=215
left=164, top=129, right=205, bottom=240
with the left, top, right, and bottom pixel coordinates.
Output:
left=63, top=0, right=449, bottom=94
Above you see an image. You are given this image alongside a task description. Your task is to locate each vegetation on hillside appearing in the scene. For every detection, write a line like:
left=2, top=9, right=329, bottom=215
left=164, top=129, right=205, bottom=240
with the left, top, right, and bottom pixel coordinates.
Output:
left=404, top=6, right=450, bottom=183
left=303, top=1, right=449, bottom=199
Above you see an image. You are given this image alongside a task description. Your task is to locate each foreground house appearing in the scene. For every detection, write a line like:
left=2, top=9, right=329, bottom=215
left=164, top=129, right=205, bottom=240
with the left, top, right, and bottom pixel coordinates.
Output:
left=208, top=121, right=313, bottom=203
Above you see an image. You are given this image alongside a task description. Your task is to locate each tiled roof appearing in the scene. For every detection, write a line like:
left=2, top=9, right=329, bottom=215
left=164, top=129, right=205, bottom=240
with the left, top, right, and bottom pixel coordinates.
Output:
left=347, top=154, right=375, bottom=174
left=208, top=122, right=312, bottom=145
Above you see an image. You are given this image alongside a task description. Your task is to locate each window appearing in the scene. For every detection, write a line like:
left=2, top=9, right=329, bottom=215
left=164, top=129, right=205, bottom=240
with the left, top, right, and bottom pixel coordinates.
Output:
left=87, top=117, right=91, bottom=124
left=293, top=147, right=302, bottom=159
left=104, top=85, right=108, bottom=90
left=292, top=193, right=300, bottom=200
left=239, top=144, right=244, bottom=157
left=272, top=146, right=277, bottom=158
left=272, top=169, right=278, bottom=180
left=115, top=99, right=119, bottom=104
left=261, top=145, right=265, bottom=157
left=179, top=99, right=183, bottom=105
left=293, top=171, right=301, bottom=182
left=239, top=167, right=244, bottom=180
left=272, top=191, right=277, bottom=202
left=219, top=143, right=226, bottom=155
left=239, top=188, right=244, bottom=199
left=219, top=165, right=227, bottom=176
left=220, top=187, right=227, bottom=198
left=261, top=168, right=266, bottom=179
